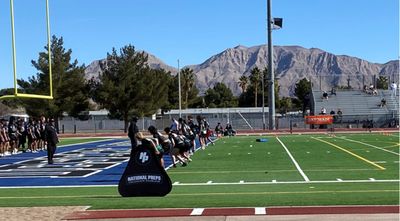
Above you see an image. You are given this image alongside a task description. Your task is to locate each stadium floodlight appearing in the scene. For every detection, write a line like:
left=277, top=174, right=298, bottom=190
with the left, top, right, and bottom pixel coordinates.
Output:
left=265, top=0, right=282, bottom=130
left=0, top=0, right=53, bottom=100
left=272, top=18, right=283, bottom=29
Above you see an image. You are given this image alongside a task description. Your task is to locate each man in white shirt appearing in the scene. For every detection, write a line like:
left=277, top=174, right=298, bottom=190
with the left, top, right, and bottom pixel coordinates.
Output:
left=390, top=82, right=397, bottom=97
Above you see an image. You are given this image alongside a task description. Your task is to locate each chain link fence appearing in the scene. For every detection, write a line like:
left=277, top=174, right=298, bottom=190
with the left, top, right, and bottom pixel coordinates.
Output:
left=58, top=109, right=399, bottom=134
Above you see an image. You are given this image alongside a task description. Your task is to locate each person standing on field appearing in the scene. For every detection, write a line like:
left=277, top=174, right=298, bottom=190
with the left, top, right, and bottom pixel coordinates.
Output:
left=45, top=118, right=59, bottom=164
left=128, top=116, right=139, bottom=156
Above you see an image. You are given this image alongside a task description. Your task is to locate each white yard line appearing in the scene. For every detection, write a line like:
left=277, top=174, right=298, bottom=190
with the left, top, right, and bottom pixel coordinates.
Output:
left=337, top=137, right=399, bottom=156
left=172, top=179, right=399, bottom=186
left=276, top=137, right=310, bottom=182
left=0, top=179, right=398, bottom=188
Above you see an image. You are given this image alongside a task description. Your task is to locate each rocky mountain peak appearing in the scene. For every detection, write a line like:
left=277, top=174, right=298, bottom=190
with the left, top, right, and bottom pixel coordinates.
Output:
left=84, top=45, right=398, bottom=97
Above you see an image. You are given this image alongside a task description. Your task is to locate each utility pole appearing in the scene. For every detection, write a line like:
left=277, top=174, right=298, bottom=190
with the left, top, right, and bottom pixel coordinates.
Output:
left=267, top=0, right=275, bottom=130
left=262, top=68, right=266, bottom=130
left=178, top=59, right=181, bottom=118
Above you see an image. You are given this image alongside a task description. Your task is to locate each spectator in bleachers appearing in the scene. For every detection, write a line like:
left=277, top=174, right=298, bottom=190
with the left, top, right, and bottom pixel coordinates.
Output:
left=390, top=82, right=397, bottom=97
left=363, top=85, right=368, bottom=93
left=330, top=87, right=337, bottom=96
left=367, top=84, right=378, bottom=96
left=322, top=91, right=329, bottom=100
left=330, top=109, right=335, bottom=115
left=369, top=84, right=374, bottom=91
left=379, top=98, right=386, bottom=108
left=320, top=107, right=327, bottom=115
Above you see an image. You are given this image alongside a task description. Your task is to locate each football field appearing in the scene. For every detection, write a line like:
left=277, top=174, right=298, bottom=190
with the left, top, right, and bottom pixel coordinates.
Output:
left=0, top=133, right=398, bottom=209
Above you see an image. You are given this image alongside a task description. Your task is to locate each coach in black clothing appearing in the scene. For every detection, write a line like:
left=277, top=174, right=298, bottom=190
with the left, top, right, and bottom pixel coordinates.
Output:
left=128, top=116, right=139, bottom=155
left=45, top=118, right=59, bottom=164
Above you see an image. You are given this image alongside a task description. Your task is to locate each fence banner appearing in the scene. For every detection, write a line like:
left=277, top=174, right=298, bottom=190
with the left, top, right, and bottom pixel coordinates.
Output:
left=305, top=115, right=333, bottom=125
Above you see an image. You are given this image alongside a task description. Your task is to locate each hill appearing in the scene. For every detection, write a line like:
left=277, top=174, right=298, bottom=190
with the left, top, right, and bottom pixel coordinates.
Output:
left=85, top=45, right=399, bottom=97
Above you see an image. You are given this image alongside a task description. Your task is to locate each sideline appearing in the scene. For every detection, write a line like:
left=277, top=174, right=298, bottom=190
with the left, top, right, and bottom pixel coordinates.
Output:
left=1, top=178, right=398, bottom=189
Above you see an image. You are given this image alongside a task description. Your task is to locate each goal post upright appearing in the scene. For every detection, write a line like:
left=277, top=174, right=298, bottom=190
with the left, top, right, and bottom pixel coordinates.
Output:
left=0, top=0, right=53, bottom=100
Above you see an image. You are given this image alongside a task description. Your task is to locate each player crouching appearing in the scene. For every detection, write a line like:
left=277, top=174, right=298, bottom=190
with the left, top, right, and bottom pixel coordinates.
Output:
left=164, top=127, right=192, bottom=167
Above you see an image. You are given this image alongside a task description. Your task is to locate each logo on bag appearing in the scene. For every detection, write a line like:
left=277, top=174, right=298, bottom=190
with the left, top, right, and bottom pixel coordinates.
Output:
left=138, top=151, right=150, bottom=164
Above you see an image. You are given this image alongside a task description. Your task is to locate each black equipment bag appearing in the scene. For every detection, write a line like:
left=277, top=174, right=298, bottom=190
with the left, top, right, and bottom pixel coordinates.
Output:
left=118, top=143, right=172, bottom=197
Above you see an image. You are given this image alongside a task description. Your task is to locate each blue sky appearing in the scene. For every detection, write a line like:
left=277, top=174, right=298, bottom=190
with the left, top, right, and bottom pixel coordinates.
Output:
left=0, top=0, right=398, bottom=89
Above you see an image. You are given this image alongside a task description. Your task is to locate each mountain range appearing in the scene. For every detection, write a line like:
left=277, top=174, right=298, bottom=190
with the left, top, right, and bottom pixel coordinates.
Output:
left=85, top=45, right=399, bottom=97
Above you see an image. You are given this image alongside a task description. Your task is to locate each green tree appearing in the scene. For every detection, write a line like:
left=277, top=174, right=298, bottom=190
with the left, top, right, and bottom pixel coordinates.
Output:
left=238, top=75, right=249, bottom=94
left=377, top=76, right=388, bottom=89
left=0, top=102, right=11, bottom=116
left=263, top=68, right=281, bottom=108
left=278, top=97, right=292, bottom=114
left=163, top=71, right=199, bottom=112
left=93, top=45, right=169, bottom=131
left=180, top=68, right=198, bottom=108
left=204, top=82, right=237, bottom=107
left=249, top=67, right=261, bottom=107
left=0, top=88, right=23, bottom=108
left=239, top=68, right=280, bottom=108
left=17, top=36, right=89, bottom=123
left=294, top=78, right=312, bottom=113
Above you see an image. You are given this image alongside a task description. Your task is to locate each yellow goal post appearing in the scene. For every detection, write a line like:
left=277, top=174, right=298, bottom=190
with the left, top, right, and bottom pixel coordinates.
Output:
left=0, top=0, right=53, bottom=100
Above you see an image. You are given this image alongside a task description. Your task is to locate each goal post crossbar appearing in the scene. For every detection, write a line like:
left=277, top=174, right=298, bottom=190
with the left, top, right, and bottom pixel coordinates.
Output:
left=0, top=0, right=53, bottom=100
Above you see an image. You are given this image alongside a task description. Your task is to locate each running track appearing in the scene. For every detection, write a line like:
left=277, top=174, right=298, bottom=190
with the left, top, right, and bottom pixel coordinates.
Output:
left=64, top=205, right=399, bottom=220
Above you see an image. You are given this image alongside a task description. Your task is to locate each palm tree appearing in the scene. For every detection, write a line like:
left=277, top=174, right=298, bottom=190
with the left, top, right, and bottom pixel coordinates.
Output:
left=238, top=75, right=248, bottom=94
left=180, top=68, right=195, bottom=108
left=250, top=67, right=261, bottom=107
left=377, top=76, right=388, bottom=89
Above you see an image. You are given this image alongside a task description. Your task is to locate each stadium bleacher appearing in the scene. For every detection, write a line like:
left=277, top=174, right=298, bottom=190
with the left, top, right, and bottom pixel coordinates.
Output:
left=312, top=89, right=399, bottom=127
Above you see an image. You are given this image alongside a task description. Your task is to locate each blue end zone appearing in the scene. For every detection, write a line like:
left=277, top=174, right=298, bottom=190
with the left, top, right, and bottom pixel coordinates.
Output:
left=0, top=138, right=206, bottom=187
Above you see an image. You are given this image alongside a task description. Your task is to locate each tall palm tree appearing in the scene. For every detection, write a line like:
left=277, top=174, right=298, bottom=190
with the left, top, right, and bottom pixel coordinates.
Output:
left=250, top=67, right=261, bottom=107
left=238, top=75, right=248, bottom=94
left=180, top=68, right=195, bottom=108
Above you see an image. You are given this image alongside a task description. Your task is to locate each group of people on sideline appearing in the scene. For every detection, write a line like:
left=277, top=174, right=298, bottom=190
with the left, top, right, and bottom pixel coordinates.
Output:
left=214, top=122, right=236, bottom=137
left=0, top=116, right=59, bottom=164
left=128, top=115, right=235, bottom=169
left=320, top=107, right=343, bottom=122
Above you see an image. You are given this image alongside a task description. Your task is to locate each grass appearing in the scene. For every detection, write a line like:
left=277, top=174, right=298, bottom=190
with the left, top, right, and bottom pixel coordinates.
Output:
left=0, top=133, right=398, bottom=209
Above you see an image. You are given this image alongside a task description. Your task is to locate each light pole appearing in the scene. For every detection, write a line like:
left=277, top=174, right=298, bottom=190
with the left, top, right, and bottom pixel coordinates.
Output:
left=178, top=59, right=182, bottom=118
left=266, top=0, right=282, bottom=130
left=267, top=0, right=275, bottom=130
left=262, top=68, right=266, bottom=130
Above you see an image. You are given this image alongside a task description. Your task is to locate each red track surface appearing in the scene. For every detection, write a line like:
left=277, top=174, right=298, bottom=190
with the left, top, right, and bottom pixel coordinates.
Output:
left=64, top=205, right=399, bottom=220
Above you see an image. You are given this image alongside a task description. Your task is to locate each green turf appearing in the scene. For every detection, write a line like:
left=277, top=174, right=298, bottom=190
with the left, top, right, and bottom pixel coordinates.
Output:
left=0, top=133, right=398, bottom=209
